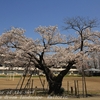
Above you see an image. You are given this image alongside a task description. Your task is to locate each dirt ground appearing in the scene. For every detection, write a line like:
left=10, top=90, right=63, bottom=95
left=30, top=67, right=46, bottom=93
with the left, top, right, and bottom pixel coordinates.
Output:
left=0, top=96, right=100, bottom=100
left=62, top=77, right=100, bottom=94
left=0, top=76, right=100, bottom=95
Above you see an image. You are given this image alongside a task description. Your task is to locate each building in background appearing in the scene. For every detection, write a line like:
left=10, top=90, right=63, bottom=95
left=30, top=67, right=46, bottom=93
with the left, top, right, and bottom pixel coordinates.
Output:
left=0, top=65, right=79, bottom=76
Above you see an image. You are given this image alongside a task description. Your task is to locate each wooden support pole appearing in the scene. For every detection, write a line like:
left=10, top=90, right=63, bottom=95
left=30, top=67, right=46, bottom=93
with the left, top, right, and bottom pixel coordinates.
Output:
left=31, top=79, right=34, bottom=94
left=43, top=80, right=45, bottom=91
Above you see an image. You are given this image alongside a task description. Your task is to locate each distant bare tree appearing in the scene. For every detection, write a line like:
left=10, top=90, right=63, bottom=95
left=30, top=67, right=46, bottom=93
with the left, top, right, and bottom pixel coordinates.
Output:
left=64, top=16, right=99, bottom=51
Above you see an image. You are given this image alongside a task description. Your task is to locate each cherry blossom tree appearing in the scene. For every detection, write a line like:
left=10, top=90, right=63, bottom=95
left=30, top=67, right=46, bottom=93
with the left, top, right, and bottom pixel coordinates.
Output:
left=0, top=17, right=100, bottom=95
left=0, top=26, right=77, bottom=95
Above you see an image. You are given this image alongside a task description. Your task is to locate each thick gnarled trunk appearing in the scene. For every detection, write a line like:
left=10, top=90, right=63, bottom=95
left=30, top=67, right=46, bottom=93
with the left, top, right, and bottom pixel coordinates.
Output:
left=48, top=77, right=62, bottom=95
left=44, top=61, right=75, bottom=95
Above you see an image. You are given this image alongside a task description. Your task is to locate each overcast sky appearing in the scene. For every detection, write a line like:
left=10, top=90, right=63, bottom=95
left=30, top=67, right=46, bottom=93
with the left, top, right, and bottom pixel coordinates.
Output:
left=0, top=0, right=100, bottom=39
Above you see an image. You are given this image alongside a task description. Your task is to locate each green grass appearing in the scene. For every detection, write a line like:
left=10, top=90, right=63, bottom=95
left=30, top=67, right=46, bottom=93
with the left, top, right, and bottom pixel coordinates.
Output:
left=0, top=75, right=6, bottom=77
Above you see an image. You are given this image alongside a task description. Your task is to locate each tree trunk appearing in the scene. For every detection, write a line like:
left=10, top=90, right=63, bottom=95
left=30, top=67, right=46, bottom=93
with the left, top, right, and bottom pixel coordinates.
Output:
left=48, top=77, right=62, bottom=95
left=44, top=61, right=75, bottom=95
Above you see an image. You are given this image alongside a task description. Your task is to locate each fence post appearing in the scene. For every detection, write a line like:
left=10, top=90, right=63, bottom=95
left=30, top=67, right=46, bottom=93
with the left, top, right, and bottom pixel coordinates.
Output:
left=67, top=81, right=69, bottom=94
left=34, top=86, right=37, bottom=96
left=71, top=86, right=73, bottom=95
left=74, top=80, right=77, bottom=96
left=77, top=80, right=79, bottom=97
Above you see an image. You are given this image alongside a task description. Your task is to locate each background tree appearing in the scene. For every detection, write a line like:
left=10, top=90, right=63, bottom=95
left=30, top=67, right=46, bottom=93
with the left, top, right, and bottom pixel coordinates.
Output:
left=63, top=16, right=100, bottom=96
left=63, top=16, right=100, bottom=68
